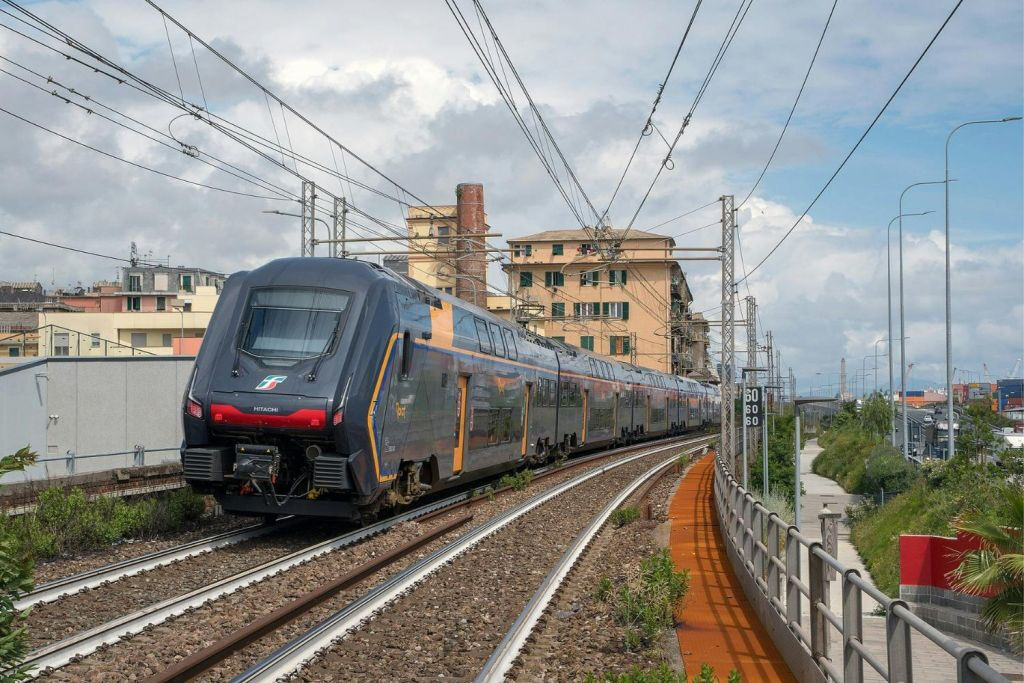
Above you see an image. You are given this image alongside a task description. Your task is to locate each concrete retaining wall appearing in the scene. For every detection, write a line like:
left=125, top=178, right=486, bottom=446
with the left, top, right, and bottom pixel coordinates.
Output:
left=0, top=356, right=195, bottom=483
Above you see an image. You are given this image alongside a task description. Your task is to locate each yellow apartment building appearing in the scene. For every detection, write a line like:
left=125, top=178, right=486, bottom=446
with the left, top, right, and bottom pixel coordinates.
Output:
left=505, top=228, right=712, bottom=378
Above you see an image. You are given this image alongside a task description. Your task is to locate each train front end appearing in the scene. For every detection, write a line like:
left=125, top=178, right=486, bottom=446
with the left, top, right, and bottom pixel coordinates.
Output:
left=180, top=258, right=395, bottom=520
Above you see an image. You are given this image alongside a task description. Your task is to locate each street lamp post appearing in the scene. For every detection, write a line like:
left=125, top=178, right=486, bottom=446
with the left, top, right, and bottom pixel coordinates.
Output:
left=943, top=116, right=1022, bottom=461
left=793, top=396, right=836, bottom=530
left=887, top=212, right=930, bottom=446
left=899, top=180, right=945, bottom=458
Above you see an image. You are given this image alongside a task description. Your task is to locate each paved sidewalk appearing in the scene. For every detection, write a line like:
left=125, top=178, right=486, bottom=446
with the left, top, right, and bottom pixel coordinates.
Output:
left=799, top=438, right=880, bottom=615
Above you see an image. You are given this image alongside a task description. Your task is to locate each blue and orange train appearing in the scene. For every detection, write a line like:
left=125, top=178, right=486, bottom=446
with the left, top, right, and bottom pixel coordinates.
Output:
left=181, top=257, right=721, bottom=521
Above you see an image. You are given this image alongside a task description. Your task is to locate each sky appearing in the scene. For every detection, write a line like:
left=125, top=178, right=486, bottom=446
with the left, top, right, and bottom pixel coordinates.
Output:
left=0, top=0, right=1021, bottom=392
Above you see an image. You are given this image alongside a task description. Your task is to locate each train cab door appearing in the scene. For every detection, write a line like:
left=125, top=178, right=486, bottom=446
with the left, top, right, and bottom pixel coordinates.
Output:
left=521, top=382, right=532, bottom=457
left=582, top=389, right=589, bottom=444
left=453, top=374, right=469, bottom=475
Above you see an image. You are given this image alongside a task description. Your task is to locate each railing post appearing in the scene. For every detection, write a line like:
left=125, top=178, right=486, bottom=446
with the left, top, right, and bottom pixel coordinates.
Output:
left=742, top=495, right=753, bottom=567
left=957, top=649, right=990, bottom=683
left=809, top=544, right=830, bottom=665
left=767, top=513, right=781, bottom=607
left=843, top=568, right=864, bottom=683
left=65, top=449, right=76, bottom=475
left=133, top=444, right=145, bottom=467
left=785, top=526, right=801, bottom=632
left=886, top=601, right=914, bottom=683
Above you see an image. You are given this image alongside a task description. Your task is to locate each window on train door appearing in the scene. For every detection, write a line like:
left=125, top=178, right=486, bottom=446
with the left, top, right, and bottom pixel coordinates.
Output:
left=560, top=381, right=569, bottom=407
left=474, top=317, right=491, bottom=354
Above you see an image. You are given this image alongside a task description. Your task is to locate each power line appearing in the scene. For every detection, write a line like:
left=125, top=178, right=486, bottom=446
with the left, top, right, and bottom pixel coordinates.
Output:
left=647, top=199, right=718, bottom=231
left=620, top=0, right=754, bottom=241
left=0, top=104, right=290, bottom=201
left=738, top=0, right=966, bottom=285
left=597, top=0, right=704, bottom=227
left=0, top=228, right=160, bottom=265
left=737, top=0, right=838, bottom=209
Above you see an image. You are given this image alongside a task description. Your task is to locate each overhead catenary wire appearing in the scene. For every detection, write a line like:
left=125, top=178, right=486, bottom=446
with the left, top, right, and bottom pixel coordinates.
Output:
left=737, top=0, right=967, bottom=285
left=737, top=0, right=838, bottom=209
left=0, top=104, right=291, bottom=202
left=0, top=228, right=163, bottom=265
left=597, top=0, right=704, bottom=228
left=619, top=0, right=755, bottom=243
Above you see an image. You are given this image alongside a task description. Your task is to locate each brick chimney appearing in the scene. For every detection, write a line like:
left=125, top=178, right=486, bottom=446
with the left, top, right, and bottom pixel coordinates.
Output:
left=455, top=183, right=487, bottom=308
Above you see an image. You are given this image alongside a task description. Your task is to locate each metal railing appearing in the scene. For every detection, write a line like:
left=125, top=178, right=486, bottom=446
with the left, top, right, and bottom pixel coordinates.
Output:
left=712, top=454, right=1007, bottom=683
left=2, top=324, right=156, bottom=357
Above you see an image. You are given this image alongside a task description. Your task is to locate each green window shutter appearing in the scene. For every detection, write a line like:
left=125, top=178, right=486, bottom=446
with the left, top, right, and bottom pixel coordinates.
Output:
left=545, top=272, right=552, bottom=287
left=602, top=302, right=609, bottom=317
left=622, top=302, right=629, bottom=320
left=555, top=272, right=564, bottom=286
left=609, top=271, right=617, bottom=285
left=520, top=271, right=532, bottom=287
left=573, top=303, right=580, bottom=317
left=623, top=336, right=631, bottom=354
left=552, top=244, right=563, bottom=255
left=620, top=270, right=627, bottom=285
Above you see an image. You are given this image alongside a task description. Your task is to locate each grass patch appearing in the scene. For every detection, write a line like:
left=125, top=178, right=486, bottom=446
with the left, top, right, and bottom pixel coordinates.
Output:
left=599, top=548, right=690, bottom=651
left=586, top=663, right=740, bottom=683
left=497, top=469, right=533, bottom=492
left=0, top=486, right=206, bottom=560
left=610, top=506, right=641, bottom=528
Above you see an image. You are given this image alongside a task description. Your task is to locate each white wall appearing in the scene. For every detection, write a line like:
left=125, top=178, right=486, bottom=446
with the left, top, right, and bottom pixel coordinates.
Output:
left=0, top=357, right=195, bottom=482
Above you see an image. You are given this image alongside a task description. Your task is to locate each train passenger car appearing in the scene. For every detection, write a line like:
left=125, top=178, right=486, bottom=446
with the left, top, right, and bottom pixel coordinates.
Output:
left=180, top=257, right=720, bottom=521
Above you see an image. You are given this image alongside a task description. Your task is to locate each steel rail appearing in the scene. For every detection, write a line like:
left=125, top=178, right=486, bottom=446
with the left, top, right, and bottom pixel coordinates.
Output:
left=142, top=513, right=475, bottom=683
left=20, top=432, right=707, bottom=678
left=476, top=446, right=706, bottom=681
left=18, top=492, right=467, bottom=675
left=232, top=438, right=698, bottom=682
left=17, top=518, right=295, bottom=609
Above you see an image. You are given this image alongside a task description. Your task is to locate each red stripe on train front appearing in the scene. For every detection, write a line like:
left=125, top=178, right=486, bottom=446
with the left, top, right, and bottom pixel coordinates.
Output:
left=209, top=404, right=326, bottom=429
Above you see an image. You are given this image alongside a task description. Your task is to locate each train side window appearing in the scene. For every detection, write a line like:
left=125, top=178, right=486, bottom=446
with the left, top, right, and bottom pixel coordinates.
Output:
left=503, top=329, right=518, bottom=360
left=474, top=317, right=492, bottom=354
left=559, top=380, right=568, bottom=407
left=489, top=323, right=506, bottom=358
left=453, top=309, right=478, bottom=350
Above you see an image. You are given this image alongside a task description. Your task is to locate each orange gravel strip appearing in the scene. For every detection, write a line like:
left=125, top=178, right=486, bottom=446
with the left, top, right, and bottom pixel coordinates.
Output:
left=669, top=454, right=794, bottom=682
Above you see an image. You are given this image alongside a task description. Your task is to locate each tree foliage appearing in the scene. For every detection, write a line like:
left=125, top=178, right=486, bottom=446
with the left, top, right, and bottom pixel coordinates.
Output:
left=947, top=484, right=1024, bottom=654
left=0, top=446, right=36, bottom=680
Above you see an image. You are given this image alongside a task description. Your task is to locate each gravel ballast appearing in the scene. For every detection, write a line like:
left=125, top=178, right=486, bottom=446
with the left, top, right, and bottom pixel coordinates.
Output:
left=295, top=448, right=688, bottom=682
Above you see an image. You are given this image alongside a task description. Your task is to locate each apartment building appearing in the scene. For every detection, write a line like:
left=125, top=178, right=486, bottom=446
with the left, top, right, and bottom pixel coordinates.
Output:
left=505, top=228, right=711, bottom=377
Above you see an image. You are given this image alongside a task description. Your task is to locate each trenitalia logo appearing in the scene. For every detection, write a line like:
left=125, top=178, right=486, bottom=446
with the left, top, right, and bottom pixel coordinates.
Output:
left=255, top=375, right=287, bottom=391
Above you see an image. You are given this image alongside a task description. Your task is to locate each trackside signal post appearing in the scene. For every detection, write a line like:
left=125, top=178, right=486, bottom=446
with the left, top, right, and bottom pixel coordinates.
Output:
left=740, top=367, right=766, bottom=489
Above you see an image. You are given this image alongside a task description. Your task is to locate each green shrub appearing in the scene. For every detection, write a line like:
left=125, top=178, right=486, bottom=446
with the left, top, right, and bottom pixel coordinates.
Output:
left=1, top=446, right=38, bottom=680
left=0, top=486, right=207, bottom=561
left=689, top=664, right=741, bottom=683
left=601, top=549, right=690, bottom=650
left=585, top=662, right=687, bottom=683
left=610, top=506, right=641, bottom=528
left=498, top=469, right=533, bottom=492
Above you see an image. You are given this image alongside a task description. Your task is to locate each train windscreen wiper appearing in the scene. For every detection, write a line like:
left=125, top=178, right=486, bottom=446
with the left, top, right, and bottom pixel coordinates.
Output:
left=306, top=318, right=341, bottom=382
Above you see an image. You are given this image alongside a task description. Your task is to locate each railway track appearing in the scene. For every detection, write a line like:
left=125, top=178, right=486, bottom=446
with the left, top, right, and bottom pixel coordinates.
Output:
left=176, top=437, right=707, bottom=682
left=25, top=432, right=711, bottom=680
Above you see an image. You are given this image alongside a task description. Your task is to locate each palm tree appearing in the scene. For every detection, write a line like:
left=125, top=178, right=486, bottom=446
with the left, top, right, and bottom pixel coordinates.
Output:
left=947, top=484, right=1024, bottom=654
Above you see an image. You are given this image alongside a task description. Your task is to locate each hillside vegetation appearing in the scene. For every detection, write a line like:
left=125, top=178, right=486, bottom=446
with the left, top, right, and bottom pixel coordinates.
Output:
left=811, top=398, right=1022, bottom=597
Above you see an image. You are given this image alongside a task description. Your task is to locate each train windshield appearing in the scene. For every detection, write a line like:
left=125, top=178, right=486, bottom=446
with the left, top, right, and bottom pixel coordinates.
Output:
left=240, top=288, right=350, bottom=362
